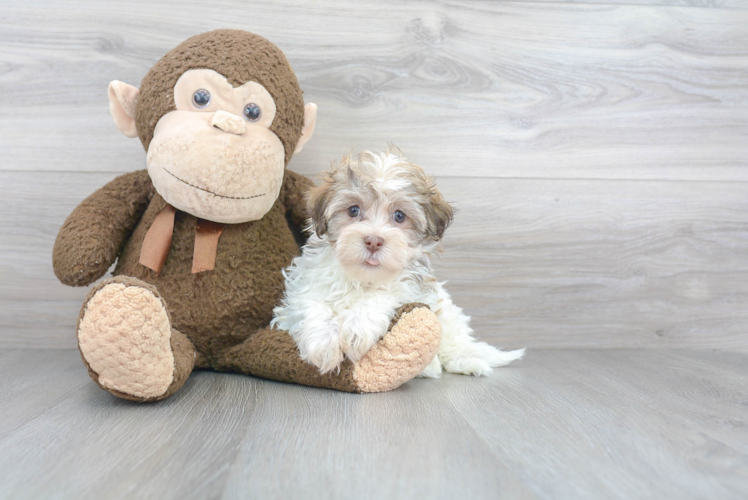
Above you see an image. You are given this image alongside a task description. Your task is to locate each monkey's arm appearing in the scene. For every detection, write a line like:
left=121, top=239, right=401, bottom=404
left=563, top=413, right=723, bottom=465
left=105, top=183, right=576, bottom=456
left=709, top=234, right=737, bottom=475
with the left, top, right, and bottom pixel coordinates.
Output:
left=280, top=169, right=315, bottom=244
left=53, top=169, right=155, bottom=286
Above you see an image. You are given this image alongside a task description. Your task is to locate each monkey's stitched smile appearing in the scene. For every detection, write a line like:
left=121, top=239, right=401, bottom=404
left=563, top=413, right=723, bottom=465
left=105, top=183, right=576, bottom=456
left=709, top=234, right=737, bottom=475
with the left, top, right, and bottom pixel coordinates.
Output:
left=162, top=167, right=266, bottom=201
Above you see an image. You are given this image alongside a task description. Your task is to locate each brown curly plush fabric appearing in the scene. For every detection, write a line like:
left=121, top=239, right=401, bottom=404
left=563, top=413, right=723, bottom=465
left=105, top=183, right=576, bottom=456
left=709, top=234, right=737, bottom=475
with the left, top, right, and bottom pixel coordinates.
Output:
left=53, top=170, right=155, bottom=287
left=56, top=170, right=311, bottom=361
left=54, top=167, right=441, bottom=398
left=214, top=303, right=439, bottom=393
left=52, top=30, right=441, bottom=400
left=135, top=29, right=305, bottom=165
left=114, top=177, right=303, bottom=361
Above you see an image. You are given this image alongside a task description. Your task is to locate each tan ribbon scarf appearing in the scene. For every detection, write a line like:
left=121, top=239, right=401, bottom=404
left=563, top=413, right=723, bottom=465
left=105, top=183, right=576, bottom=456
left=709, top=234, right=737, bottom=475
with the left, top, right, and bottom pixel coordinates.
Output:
left=139, top=204, right=225, bottom=274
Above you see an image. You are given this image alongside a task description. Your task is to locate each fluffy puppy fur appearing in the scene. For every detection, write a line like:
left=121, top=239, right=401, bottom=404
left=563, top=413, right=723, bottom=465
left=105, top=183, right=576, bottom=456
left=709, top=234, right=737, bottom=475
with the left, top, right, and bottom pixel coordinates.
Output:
left=272, top=150, right=524, bottom=377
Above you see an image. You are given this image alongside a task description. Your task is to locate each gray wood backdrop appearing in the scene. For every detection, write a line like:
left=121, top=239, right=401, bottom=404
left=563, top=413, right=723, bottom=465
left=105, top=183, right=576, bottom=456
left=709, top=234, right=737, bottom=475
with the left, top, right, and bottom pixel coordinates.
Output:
left=1, top=0, right=747, bottom=350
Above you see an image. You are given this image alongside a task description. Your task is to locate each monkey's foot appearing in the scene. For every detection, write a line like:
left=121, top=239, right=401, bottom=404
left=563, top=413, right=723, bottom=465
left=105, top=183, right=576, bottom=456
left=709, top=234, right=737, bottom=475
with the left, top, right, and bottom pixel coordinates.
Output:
left=77, top=276, right=194, bottom=402
left=214, top=303, right=440, bottom=394
left=351, top=303, right=441, bottom=392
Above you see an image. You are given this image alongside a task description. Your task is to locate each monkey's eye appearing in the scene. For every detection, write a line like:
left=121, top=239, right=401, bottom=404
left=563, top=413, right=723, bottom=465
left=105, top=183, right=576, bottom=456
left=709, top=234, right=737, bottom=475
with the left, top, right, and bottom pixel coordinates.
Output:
left=243, top=103, right=262, bottom=122
left=192, top=89, right=211, bottom=108
left=348, top=206, right=360, bottom=218
left=393, top=210, right=406, bottom=223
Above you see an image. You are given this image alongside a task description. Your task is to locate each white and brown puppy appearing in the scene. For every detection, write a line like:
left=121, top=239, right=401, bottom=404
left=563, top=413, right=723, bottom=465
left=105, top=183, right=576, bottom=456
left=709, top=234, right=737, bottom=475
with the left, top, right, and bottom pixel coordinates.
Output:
left=272, top=150, right=524, bottom=376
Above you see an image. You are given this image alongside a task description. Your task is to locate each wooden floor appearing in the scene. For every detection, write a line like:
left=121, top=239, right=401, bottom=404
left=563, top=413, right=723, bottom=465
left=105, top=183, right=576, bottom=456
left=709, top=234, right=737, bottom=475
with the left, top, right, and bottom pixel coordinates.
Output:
left=2, top=1, right=747, bottom=498
left=0, top=348, right=746, bottom=500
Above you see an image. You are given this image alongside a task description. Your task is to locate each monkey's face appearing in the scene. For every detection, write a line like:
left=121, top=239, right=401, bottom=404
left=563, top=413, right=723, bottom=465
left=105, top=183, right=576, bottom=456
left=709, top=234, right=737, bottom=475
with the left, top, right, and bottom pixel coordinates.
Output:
left=146, top=69, right=286, bottom=224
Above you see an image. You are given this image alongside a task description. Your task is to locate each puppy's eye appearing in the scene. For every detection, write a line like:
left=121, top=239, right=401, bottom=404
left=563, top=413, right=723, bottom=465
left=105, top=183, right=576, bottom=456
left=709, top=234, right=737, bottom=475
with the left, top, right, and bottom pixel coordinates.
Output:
left=243, top=103, right=262, bottom=122
left=348, top=206, right=360, bottom=218
left=393, top=210, right=406, bottom=223
left=192, top=89, right=211, bottom=108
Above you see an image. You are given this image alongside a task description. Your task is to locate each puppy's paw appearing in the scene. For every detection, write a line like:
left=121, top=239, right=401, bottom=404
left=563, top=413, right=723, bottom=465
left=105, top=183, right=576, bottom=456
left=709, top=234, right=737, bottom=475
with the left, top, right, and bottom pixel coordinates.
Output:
left=417, top=355, right=443, bottom=378
left=341, top=331, right=381, bottom=364
left=339, top=309, right=392, bottom=363
left=296, top=319, right=345, bottom=374
left=304, top=337, right=345, bottom=375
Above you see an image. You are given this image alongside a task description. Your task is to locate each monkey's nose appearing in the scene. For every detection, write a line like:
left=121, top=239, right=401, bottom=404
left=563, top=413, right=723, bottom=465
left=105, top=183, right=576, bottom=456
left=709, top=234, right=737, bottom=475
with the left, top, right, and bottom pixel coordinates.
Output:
left=211, top=110, right=247, bottom=135
left=364, top=236, right=384, bottom=253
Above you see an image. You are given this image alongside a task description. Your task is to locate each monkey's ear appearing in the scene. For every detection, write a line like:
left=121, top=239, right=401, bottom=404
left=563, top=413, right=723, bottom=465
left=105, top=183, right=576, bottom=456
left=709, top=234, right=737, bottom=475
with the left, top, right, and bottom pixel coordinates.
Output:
left=294, top=103, right=317, bottom=154
left=108, top=80, right=140, bottom=138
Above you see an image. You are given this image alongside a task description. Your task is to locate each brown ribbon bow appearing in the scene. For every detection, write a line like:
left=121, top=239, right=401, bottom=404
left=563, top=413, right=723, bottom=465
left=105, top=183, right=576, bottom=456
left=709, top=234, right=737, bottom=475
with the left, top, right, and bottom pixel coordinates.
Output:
left=139, top=204, right=225, bottom=274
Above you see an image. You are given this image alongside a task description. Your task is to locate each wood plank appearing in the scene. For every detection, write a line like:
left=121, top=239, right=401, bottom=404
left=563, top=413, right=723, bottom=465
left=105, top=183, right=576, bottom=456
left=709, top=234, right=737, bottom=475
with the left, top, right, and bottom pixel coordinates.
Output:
left=0, top=172, right=112, bottom=347
left=0, top=350, right=531, bottom=500
left=434, top=177, right=748, bottom=350
left=440, top=349, right=748, bottom=499
left=0, top=349, right=89, bottom=439
left=521, top=0, right=748, bottom=7
left=0, top=358, right=267, bottom=499
left=1, top=1, right=746, bottom=180
left=0, top=349, right=746, bottom=499
left=221, top=378, right=532, bottom=499
left=2, top=171, right=747, bottom=349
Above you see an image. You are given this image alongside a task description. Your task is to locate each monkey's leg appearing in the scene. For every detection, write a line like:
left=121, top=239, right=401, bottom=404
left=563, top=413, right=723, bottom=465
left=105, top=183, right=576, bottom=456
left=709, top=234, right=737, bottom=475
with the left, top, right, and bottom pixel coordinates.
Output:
left=213, top=304, right=441, bottom=393
left=77, top=276, right=195, bottom=402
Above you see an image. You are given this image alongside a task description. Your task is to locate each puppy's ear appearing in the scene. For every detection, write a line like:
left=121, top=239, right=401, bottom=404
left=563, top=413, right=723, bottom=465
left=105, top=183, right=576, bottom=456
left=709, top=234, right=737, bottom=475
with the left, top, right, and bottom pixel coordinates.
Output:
left=424, top=189, right=454, bottom=241
left=307, top=180, right=334, bottom=237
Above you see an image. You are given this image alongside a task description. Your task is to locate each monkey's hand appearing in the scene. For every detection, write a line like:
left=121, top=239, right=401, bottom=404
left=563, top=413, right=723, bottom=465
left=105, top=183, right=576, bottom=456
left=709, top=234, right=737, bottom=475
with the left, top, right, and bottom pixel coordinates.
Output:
left=280, top=169, right=315, bottom=246
left=53, top=169, right=155, bottom=286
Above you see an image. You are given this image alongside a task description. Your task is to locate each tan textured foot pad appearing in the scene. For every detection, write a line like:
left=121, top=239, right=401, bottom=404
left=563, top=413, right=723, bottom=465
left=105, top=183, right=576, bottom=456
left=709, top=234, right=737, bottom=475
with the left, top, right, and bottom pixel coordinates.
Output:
left=353, top=306, right=441, bottom=393
left=77, top=278, right=174, bottom=400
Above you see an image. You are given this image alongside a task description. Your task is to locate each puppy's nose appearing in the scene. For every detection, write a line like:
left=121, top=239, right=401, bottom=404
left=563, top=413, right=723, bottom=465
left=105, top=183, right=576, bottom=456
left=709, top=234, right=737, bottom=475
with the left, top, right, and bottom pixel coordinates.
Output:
left=211, top=110, right=247, bottom=135
left=364, top=236, right=384, bottom=253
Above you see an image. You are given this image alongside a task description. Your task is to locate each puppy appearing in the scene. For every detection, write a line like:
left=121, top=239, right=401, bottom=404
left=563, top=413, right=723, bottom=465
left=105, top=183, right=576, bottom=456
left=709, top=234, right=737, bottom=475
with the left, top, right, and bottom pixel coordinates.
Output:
left=272, top=150, right=524, bottom=377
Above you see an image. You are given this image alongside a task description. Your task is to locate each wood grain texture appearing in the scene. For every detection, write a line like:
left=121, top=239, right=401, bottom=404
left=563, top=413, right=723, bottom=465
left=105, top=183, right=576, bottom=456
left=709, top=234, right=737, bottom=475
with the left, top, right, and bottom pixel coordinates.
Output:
left=2, top=1, right=747, bottom=348
left=439, top=349, right=748, bottom=499
left=1, top=4, right=746, bottom=498
left=0, top=349, right=88, bottom=440
left=523, top=0, right=748, bottom=6
left=436, top=177, right=748, bottom=350
left=0, top=349, right=746, bottom=499
left=3, top=171, right=747, bottom=350
left=1, top=0, right=747, bottom=180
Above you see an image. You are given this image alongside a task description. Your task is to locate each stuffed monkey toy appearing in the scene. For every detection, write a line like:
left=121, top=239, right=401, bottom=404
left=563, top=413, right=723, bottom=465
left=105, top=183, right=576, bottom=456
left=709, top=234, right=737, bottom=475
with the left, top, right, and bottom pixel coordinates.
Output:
left=52, top=30, right=440, bottom=401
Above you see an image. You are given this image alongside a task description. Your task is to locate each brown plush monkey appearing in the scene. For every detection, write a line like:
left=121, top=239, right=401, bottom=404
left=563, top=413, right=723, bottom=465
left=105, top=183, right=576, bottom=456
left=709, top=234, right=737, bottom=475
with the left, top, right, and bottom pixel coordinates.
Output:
left=52, top=30, right=440, bottom=401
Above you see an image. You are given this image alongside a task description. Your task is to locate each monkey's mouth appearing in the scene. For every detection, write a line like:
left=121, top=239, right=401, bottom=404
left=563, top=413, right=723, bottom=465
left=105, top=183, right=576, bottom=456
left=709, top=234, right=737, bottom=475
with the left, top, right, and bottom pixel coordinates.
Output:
left=163, top=167, right=265, bottom=200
